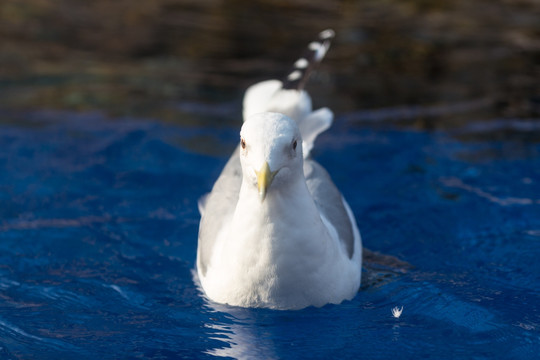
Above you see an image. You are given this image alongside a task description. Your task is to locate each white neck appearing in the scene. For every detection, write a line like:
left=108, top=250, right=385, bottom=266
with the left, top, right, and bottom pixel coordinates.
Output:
left=232, top=174, right=327, bottom=254
left=212, top=175, right=332, bottom=303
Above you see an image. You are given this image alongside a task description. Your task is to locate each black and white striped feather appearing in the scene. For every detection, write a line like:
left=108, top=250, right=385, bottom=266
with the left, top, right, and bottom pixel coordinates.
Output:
left=281, top=29, right=335, bottom=91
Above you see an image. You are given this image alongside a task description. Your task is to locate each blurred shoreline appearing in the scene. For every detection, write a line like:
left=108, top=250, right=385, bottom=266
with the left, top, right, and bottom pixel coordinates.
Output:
left=1, top=0, right=539, bottom=131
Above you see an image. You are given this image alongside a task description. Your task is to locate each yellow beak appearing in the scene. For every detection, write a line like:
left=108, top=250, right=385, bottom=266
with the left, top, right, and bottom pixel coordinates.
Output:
left=255, top=161, right=278, bottom=202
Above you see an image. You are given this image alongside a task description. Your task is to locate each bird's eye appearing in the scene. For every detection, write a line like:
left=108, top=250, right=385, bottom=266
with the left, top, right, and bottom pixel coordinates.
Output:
left=241, top=138, right=246, bottom=149
left=292, top=140, right=297, bottom=150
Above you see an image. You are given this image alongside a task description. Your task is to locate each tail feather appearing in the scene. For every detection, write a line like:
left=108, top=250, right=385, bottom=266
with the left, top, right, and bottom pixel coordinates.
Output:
left=281, top=29, right=335, bottom=91
left=242, top=29, right=336, bottom=158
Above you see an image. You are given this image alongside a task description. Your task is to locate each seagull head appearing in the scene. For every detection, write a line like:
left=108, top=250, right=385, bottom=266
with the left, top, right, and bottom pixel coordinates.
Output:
left=239, top=112, right=304, bottom=202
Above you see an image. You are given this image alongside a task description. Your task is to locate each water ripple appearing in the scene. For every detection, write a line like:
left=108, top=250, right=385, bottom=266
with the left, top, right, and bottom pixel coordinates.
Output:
left=440, top=177, right=540, bottom=206
left=0, top=318, right=79, bottom=352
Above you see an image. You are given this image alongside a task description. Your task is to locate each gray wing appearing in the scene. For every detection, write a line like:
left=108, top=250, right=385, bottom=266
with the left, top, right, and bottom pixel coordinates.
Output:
left=197, top=147, right=242, bottom=276
left=304, top=160, right=355, bottom=258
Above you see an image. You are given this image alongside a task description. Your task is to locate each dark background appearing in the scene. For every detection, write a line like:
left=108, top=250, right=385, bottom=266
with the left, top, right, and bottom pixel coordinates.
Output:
left=1, top=0, right=539, bottom=131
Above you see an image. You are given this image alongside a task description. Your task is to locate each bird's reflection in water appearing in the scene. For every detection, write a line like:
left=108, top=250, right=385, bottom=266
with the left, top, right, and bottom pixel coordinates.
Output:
left=197, top=250, right=412, bottom=359
left=192, top=270, right=278, bottom=359
left=203, top=304, right=280, bottom=360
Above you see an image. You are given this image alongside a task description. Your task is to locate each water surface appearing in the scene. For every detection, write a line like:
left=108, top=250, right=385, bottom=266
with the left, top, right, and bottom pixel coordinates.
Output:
left=0, top=109, right=539, bottom=359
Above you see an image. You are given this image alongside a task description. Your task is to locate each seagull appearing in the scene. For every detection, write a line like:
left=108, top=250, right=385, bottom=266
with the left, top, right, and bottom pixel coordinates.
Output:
left=196, top=30, right=362, bottom=310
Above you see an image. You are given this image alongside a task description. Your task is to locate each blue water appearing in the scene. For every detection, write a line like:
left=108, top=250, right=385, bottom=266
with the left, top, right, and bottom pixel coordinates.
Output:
left=1, top=109, right=539, bottom=359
